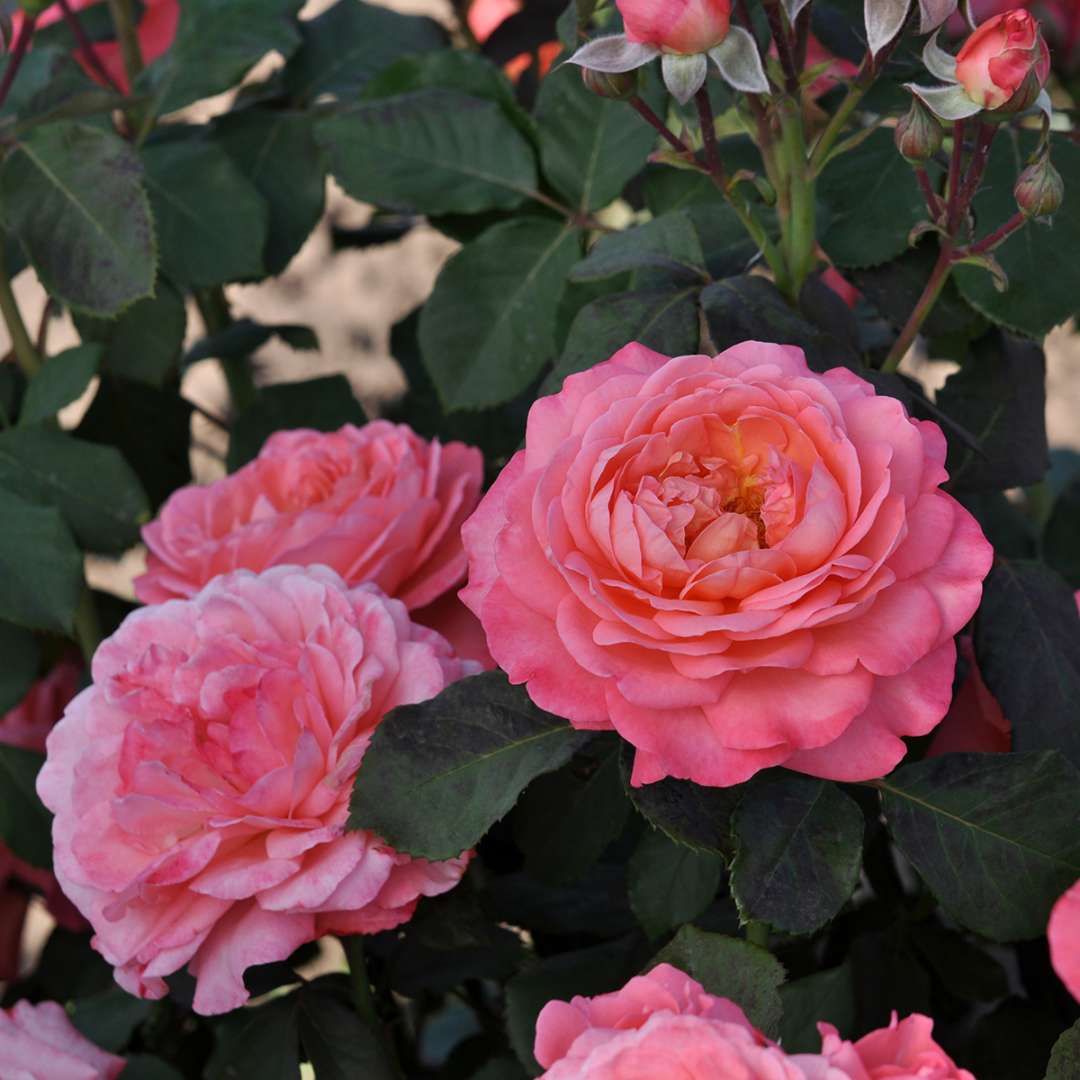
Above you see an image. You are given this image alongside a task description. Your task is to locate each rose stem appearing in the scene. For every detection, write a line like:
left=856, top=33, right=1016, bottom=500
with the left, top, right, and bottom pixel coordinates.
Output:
left=0, top=13, right=36, bottom=111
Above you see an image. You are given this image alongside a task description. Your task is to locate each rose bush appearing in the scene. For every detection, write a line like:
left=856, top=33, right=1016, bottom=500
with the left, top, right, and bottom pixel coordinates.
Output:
left=38, top=566, right=476, bottom=1015
left=0, top=1000, right=126, bottom=1080
left=462, top=341, right=992, bottom=787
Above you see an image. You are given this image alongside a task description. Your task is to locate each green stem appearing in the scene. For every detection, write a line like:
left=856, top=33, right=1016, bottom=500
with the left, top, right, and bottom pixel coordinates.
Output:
left=745, top=921, right=770, bottom=950
left=106, top=0, right=143, bottom=87
left=881, top=242, right=953, bottom=373
left=0, top=239, right=41, bottom=379
left=344, top=936, right=402, bottom=1078
left=74, top=588, right=102, bottom=666
left=778, top=99, right=816, bottom=298
left=194, top=288, right=258, bottom=413
left=808, top=72, right=868, bottom=176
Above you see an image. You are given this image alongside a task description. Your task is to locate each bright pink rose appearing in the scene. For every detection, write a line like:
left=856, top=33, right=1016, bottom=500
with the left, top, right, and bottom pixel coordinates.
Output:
left=0, top=1000, right=125, bottom=1080
left=16, top=0, right=179, bottom=94
left=1049, top=878, right=1080, bottom=1002
left=0, top=660, right=85, bottom=982
left=618, top=0, right=731, bottom=55
left=461, top=341, right=992, bottom=788
left=136, top=422, right=489, bottom=667
left=955, top=9, right=1051, bottom=110
left=38, top=567, right=478, bottom=1015
left=534, top=963, right=815, bottom=1079
left=811, top=1013, right=975, bottom=1080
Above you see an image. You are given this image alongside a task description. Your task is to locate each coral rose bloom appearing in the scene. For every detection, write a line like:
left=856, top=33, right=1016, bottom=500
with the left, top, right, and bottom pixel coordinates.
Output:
left=1049, top=877, right=1080, bottom=1002
left=136, top=422, right=487, bottom=664
left=461, top=342, right=991, bottom=788
left=534, top=963, right=814, bottom=1079
left=811, top=1013, right=975, bottom=1080
left=38, top=567, right=477, bottom=1015
left=618, top=0, right=731, bottom=55
left=0, top=1000, right=125, bottom=1080
left=955, top=9, right=1051, bottom=110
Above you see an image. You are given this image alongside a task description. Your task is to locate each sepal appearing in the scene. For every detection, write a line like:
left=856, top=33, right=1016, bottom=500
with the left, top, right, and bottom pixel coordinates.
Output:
left=708, top=27, right=770, bottom=94
left=568, top=34, right=660, bottom=73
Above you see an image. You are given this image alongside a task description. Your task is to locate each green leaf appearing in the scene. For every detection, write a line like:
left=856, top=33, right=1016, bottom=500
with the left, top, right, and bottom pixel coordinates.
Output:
left=0, top=487, right=83, bottom=631
left=907, top=922, right=1009, bottom=1003
left=215, top=108, right=326, bottom=275
left=142, top=128, right=268, bottom=288
left=513, top=738, right=630, bottom=884
left=629, top=828, right=724, bottom=939
left=570, top=212, right=708, bottom=283
left=0, top=47, right=98, bottom=125
left=419, top=218, right=581, bottom=410
left=298, top=977, right=396, bottom=1080
left=1046, top=1020, right=1080, bottom=1080
left=0, top=621, right=38, bottom=714
left=0, top=121, right=155, bottom=316
left=74, top=280, right=187, bottom=387
left=534, top=62, right=659, bottom=212
left=551, top=286, right=700, bottom=388
left=137, top=0, right=304, bottom=115
left=284, top=0, right=446, bottom=104
left=349, top=671, right=594, bottom=860
left=879, top=751, right=1080, bottom=941
left=1044, top=474, right=1080, bottom=589
left=317, top=90, right=538, bottom=216
left=76, top=376, right=192, bottom=510
left=974, top=560, right=1080, bottom=768
left=955, top=133, right=1080, bottom=338
left=779, top=965, right=855, bottom=1053
left=18, top=344, right=101, bottom=426
left=506, top=937, right=647, bottom=1076
left=935, top=330, right=1048, bottom=492
left=206, top=991, right=300, bottom=1080
left=0, top=427, right=150, bottom=553
left=622, top=749, right=741, bottom=860
left=227, top=375, right=366, bottom=472
left=649, top=926, right=786, bottom=1036
left=0, top=745, right=52, bottom=868
left=730, top=775, right=863, bottom=936
left=71, top=989, right=152, bottom=1053
left=819, top=128, right=932, bottom=269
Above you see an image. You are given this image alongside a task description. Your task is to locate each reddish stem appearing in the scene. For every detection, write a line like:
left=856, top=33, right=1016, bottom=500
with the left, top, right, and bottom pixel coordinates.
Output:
left=0, top=14, right=36, bottom=111
left=58, top=0, right=125, bottom=94
left=967, top=210, right=1027, bottom=256
left=915, top=166, right=943, bottom=219
left=763, top=0, right=799, bottom=93
left=629, top=94, right=693, bottom=156
left=956, top=122, right=997, bottom=217
left=945, top=120, right=968, bottom=233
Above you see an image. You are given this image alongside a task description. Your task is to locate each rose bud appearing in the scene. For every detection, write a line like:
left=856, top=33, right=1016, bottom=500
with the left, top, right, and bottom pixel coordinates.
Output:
left=1014, top=151, right=1064, bottom=216
left=895, top=97, right=944, bottom=162
left=581, top=66, right=640, bottom=100
left=618, top=0, right=731, bottom=56
left=955, top=9, right=1051, bottom=113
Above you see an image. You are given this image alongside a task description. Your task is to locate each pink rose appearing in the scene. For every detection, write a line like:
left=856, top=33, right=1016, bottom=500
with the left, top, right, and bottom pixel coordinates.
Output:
left=136, top=422, right=490, bottom=667
left=955, top=9, right=1051, bottom=111
left=1049, top=878, right=1080, bottom=1002
left=0, top=1000, right=125, bottom=1080
left=0, top=660, right=85, bottom=982
left=461, top=341, right=992, bottom=788
left=618, top=0, right=731, bottom=55
left=38, top=566, right=479, bottom=1015
left=534, top=963, right=815, bottom=1079
left=925, top=636, right=1010, bottom=755
left=811, top=1014, right=975, bottom=1080
left=16, top=0, right=179, bottom=94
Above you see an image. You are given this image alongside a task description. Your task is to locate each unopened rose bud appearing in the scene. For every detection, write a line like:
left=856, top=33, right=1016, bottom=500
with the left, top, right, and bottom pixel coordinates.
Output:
left=955, top=9, right=1050, bottom=113
left=617, top=0, right=731, bottom=55
left=581, top=66, right=640, bottom=101
left=1014, top=153, right=1064, bottom=217
left=895, top=98, right=944, bottom=163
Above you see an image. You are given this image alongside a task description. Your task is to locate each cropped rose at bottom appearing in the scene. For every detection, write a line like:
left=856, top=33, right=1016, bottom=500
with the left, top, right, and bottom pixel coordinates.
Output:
left=0, top=1000, right=125, bottom=1080
left=38, top=566, right=478, bottom=1015
left=462, top=341, right=992, bottom=788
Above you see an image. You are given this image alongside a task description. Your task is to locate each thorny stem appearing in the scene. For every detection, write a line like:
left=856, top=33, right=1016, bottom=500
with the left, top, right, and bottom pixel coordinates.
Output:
left=914, top=166, right=944, bottom=219
left=629, top=94, right=692, bottom=155
left=0, top=13, right=35, bottom=112
left=763, top=0, right=799, bottom=94
left=59, top=0, right=124, bottom=94
left=0, top=235, right=41, bottom=378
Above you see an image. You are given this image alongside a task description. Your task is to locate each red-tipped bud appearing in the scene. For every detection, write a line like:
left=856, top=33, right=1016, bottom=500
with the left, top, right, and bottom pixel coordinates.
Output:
left=895, top=98, right=944, bottom=163
left=955, top=10, right=1051, bottom=114
left=1014, top=153, right=1064, bottom=217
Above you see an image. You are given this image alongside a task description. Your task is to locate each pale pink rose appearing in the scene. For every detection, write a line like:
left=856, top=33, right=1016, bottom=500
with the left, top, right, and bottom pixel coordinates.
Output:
left=810, top=1014, right=974, bottom=1080
left=1049, top=878, right=1080, bottom=1002
left=0, top=1000, right=125, bottom=1080
left=461, top=341, right=992, bottom=788
left=618, top=0, right=731, bottom=55
left=0, top=660, right=85, bottom=981
left=534, top=963, right=832, bottom=1079
left=955, top=9, right=1051, bottom=110
left=38, top=567, right=478, bottom=1015
left=135, top=422, right=489, bottom=667
left=16, top=0, right=179, bottom=94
